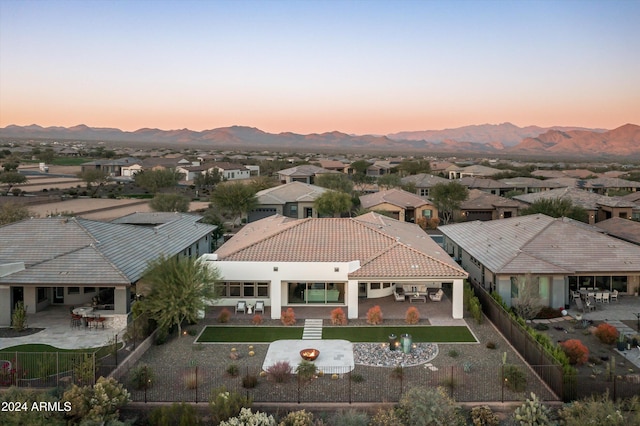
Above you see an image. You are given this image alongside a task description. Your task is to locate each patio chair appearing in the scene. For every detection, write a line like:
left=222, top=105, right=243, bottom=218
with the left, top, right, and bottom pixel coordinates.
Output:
left=85, top=315, right=96, bottom=328
left=602, top=292, right=610, bottom=303
left=255, top=300, right=265, bottom=314
left=393, top=290, right=405, bottom=302
left=429, top=289, right=444, bottom=302
left=610, top=290, right=618, bottom=302
left=235, top=300, right=246, bottom=314
left=572, top=291, right=580, bottom=299
left=595, top=292, right=603, bottom=303
left=574, top=297, right=586, bottom=313
left=95, top=314, right=106, bottom=329
left=70, top=313, right=82, bottom=328
left=585, top=300, right=596, bottom=312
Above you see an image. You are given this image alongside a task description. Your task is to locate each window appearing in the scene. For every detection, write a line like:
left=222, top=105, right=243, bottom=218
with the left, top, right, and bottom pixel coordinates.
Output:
left=37, top=287, right=47, bottom=303
left=221, top=281, right=269, bottom=298
left=422, top=209, right=432, bottom=218
left=84, top=287, right=95, bottom=294
left=290, top=205, right=298, bottom=216
left=229, top=283, right=241, bottom=297
left=68, top=287, right=80, bottom=295
left=243, top=282, right=255, bottom=297
left=510, top=277, right=519, bottom=298
left=383, top=282, right=391, bottom=289
left=370, top=283, right=381, bottom=290
left=420, top=188, right=429, bottom=197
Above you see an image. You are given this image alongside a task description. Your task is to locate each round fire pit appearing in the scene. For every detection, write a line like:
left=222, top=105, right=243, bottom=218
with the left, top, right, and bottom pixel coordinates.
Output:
left=300, top=348, right=320, bottom=361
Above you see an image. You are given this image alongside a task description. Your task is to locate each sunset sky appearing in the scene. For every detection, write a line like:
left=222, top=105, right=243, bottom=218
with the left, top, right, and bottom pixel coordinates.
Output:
left=1, top=0, right=638, bottom=135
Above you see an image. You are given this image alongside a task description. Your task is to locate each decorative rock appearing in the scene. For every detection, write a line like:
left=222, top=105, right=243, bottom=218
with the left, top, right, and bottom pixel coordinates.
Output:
left=229, top=352, right=239, bottom=360
left=353, top=342, right=438, bottom=367
left=249, top=351, right=255, bottom=357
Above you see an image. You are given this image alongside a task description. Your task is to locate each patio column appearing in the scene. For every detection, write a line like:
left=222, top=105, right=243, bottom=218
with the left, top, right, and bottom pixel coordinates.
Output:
left=0, top=286, right=11, bottom=326
left=270, top=280, right=282, bottom=320
left=114, top=287, right=130, bottom=315
left=452, top=279, right=464, bottom=319
left=347, top=280, right=358, bottom=319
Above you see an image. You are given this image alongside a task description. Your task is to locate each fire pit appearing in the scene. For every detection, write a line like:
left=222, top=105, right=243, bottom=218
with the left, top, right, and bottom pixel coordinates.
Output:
left=300, top=348, right=320, bottom=361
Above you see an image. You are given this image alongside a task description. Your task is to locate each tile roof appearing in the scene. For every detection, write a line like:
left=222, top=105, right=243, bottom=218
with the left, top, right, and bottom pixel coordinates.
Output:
left=215, top=213, right=466, bottom=279
left=458, top=177, right=510, bottom=189
left=111, top=212, right=205, bottom=225
left=255, top=182, right=328, bottom=205
left=0, top=216, right=215, bottom=285
left=514, top=187, right=636, bottom=210
left=359, top=188, right=432, bottom=210
left=277, top=165, right=335, bottom=177
left=460, top=189, right=524, bottom=210
left=400, top=173, right=449, bottom=187
left=595, top=217, right=640, bottom=245
left=439, top=214, right=640, bottom=274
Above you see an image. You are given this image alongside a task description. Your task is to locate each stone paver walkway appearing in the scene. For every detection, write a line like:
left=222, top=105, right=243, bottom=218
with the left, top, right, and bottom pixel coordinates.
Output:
left=302, top=319, right=323, bottom=340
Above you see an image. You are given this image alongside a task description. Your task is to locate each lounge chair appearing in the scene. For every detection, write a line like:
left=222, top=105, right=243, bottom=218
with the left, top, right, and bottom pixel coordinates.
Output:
left=393, top=291, right=405, bottom=302
left=429, top=289, right=444, bottom=302
left=574, top=297, right=586, bottom=313
left=610, top=290, right=618, bottom=302
left=255, top=300, right=265, bottom=314
left=235, top=301, right=246, bottom=314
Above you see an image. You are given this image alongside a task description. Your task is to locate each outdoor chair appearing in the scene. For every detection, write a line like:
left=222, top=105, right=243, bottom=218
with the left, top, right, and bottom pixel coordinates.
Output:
left=579, top=287, right=586, bottom=291
left=587, top=292, right=595, bottom=298
left=70, top=313, right=82, bottom=328
left=255, top=300, right=265, bottom=314
left=429, top=289, right=444, bottom=302
left=585, top=300, right=596, bottom=312
left=602, top=292, right=610, bottom=303
left=572, top=291, right=580, bottom=299
left=595, top=292, right=603, bottom=303
left=611, top=290, right=618, bottom=302
left=95, top=314, right=106, bottom=329
left=393, top=290, right=405, bottom=302
left=574, top=297, right=585, bottom=313
left=85, top=315, right=96, bottom=328
left=235, top=300, right=246, bottom=314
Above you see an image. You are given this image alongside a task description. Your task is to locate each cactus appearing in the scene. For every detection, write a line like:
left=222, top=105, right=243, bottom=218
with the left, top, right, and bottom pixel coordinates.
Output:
left=513, top=392, right=552, bottom=426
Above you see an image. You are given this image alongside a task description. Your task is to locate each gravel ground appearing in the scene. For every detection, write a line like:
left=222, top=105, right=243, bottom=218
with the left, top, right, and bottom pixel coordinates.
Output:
left=123, top=313, right=556, bottom=404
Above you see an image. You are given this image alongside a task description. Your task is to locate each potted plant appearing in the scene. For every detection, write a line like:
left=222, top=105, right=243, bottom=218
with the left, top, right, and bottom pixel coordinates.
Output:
left=616, top=334, right=627, bottom=351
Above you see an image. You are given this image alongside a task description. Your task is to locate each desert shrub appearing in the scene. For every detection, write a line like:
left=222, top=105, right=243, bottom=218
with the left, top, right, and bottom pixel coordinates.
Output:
left=536, top=306, right=563, bottom=319
left=331, top=307, right=348, bottom=325
left=594, top=323, right=618, bottom=345
left=278, top=409, right=315, bottom=426
left=366, top=305, right=383, bottom=325
left=513, top=392, right=552, bottom=425
left=62, top=376, right=130, bottom=424
left=405, top=306, right=420, bottom=324
left=242, top=374, right=258, bottom=388
left=470, top=405, right=500, bottom=426
left=350, top=373, right=364, bottom=383
left=209, top=386, right=252, bottom=425
left=486, top=341, right=496, bottom=349
left=218, top=308, right=231, bottom=323
left=155, top=327, right=169, bottom=345
left=369, top=407, right=404, bottom=426
left=226, top=364, right=239, bottom=377
left=252, top=314, right=263, bottom=325
left=0, top=387, right=66, bottom=425
left=469, top=297, right=483, bottom=324
left=148, top=402, right=202, bottom=426
left=328, top=409, right=369, bottom=426
left=281, top=308, right=296, bottom=326
left=448, top=349, right=459, bottom=358
left=296, top=360, right=318, bottom=382
left=534, top=323, right=549, bottom=331
left=266, top=361, right=292, bottom=383
left=391, top=366, right=404, bottom=380
left=399, top=386, right=465, bottom=426
left=183, top=370, right=199, bottom=389
left=11, top=301, right=27, bottom=331
left=560, top=339, right=589, bottom=365
left=503, top=365, right=527, bottom=392
left=129, top=363, right=154, bottom=390
left=558, top=393, right=640, bottom=426
left=186, top=328, right=198, bottom=336
left=219, top=407, right=276, bottom=426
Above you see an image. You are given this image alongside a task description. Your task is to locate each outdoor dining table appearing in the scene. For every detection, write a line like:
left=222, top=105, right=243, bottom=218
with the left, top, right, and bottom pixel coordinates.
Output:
left=72, top=307, right=94, bottom=327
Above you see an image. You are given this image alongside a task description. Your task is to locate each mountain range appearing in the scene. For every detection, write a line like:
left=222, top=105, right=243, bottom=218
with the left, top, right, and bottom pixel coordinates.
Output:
left=1, top=122, right=638, bottom=157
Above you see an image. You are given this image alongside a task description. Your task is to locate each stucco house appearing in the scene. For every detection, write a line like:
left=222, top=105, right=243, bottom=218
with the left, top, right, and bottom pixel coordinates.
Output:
left=0, top=215, right=216, bottom=327
left=359, top=188, right=437, bottom=223
left=248, top=182, right=329, bottom=222
left=80, top=157, right=142, bottom=177
left=202, top=213, right=467, bottom=319
left=401, top=173, right=449, bottom=197
left=277, top=165, right=337, bottom=184
left=460, top=189, right=527, bottom=221
left=439, top=214, right=640, bottom=310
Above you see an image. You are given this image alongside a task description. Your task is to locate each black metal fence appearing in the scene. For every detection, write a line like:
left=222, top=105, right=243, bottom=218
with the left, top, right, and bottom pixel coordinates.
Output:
left=0, top=351, right=96, bottom=388
left=126, top=364, right=559, bottom=404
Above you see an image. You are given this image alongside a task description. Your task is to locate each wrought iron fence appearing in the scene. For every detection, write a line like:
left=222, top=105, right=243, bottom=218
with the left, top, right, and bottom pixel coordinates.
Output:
left=0, top=351, right=96, bottom=388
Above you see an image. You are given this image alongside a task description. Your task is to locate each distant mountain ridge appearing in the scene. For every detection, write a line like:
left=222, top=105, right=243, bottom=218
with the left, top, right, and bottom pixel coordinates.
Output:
left=1, top=123, right=638, bottom=157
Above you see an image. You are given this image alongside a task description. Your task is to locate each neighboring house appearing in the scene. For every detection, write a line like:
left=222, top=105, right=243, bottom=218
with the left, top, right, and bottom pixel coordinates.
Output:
left=141, top=157, right=193, bottom=171
left=365, top=160, right=397, bottom=177
left=439, top=214, right=640, bottom=310
left=211, top=162, right=252, bottom=180
left=579, top=177, right=640, bottom=195
left=316, top=160, right=348, bottom=172
left=277, top=165, right=336, bottom=184
left=620, top=192, right=640, bottom=220
left=0, top=215, right=216, bottom=327
left=401, top=173, right=449, bottom=197
left=202, top=213, right=467, bottom=319
left=248, top=182, right=329, bottom=222
left=460, top=189, right=527, bottom=221
left=498, top=177, right=567, bottom=194
left=176, top=164, right=212, bottom=182
left=81, top=157, right=142, bottom=177
left=457, top=177, right=512, bottom=196
left=359, top=188, right=437, bottom=223
left=514, top=187, right=636, bottom=224
left=447, top=164, right=502, bottom=180
left=594, top=217, right=640, bottom=246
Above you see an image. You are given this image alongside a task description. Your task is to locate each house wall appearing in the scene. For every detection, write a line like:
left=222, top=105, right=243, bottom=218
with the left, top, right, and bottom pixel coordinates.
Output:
left=0, top=286, right=10, bottom=326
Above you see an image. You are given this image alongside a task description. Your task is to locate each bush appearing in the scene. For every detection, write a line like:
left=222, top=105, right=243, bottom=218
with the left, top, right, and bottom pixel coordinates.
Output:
left=62, top=376, right=130, bottom=424
left=503, top=364, right=527, bottom=392
left=252, top=314, right=263, bottom=325
left=486, top=341, right=497, bottom=349
left=218, top=308, right=231, bottom=323
left=11, top=301, right=27, bottom=332
left=391, top=366, right=404, bottom=380
left=183, top=370, right=199, bottom=389
left=278, top=409, right=315, bottom=426
left=405, top=306, right=420, bottom=324
left=331, top=307, right=348, bottom=325
left=209, top=386, right=252, bottom=425
left=296, top=360, right=318, bottom=382
left=399, top=386, right=465, bottom=426
left=242, top=374, right=258, bottom=389
left=350, top=373, right=364, bottom=383
left=328, top=409, right=369, bottom=426
left=226, top=364, right=239, bottom=377
left=558, top=393, right=640, bottom=426
left=470, top=405, right=500, bottom=426
left=594, top=323, right=618, bottom=345
left=448, top=349, right=459, bottom=358
left=266, top=361, right=292, bottom=383
left=155, top=327, right=169, bottom=345
left=366, top=305, right=383, bottom=325
left=536, top=306, right=563, bottom=319
left=469, top=297, right=483, bottom=324
left=513, top=392, right=552, bottom=425
left=369, top=407, right=404, bottom=426
left=280, top=308, right=296, bottom=326
left=560, top=339, right=589, bottom=365
left=220, top=407, right=276, bottom=426
left=129, top=363, right=154, bottom=390
left=148, top=402, right=202, bottom=426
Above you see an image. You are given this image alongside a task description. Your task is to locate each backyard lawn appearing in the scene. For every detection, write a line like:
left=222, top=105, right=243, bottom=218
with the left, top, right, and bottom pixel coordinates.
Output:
left=196, top=325, right=476, bottom=343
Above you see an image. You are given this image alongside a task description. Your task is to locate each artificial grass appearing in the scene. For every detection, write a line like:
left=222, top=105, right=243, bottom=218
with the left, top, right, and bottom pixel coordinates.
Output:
left=196, top=325, right=476, bottom=343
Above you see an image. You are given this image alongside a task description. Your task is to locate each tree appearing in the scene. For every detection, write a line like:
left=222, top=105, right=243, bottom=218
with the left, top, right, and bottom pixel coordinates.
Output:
left=429, top=181, right=469, bottom=225
left=0, top=171, right=27, bottom=194
left=398, top=159, right=431, bottom=176
left=315, top=173, right=354, bottom=193
left=314, top=191, right=352, bottom=217
left=349, top=160, right=371, bottom=176
left=0, top=202, right=31, bottom=225
left=139, top=255, right=221, bottom=336
left=200, top=209, right=226, bottom=249
left=134, top=168, right=184, bottom=193
left=520, top=197, right=588, bottom=223
left=36, top=148, right=56, bottom=164
left=76, top=169, right=109, bottom=196
left=377, top=173, right=402, bottom=190
left=511, top=273, right=543, bottom=320
left=210, top=182, right=258, bottom=227
left=149, top=193, right=190, bottom=212
left=249, top=175, right=278, bottom=192
left=194, top=169, right=221, bottom=189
